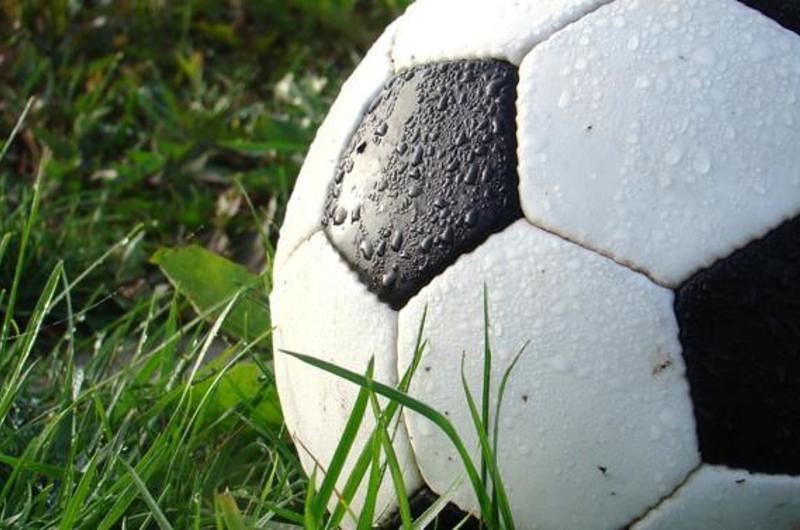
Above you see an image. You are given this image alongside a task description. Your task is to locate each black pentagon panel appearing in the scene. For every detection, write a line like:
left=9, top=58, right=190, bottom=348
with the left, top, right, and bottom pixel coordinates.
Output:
left=322, top=60, right=522, bottom=309
left=675, top=215, right=800, bottom=475
left=738, top=0, right=800, bottom=35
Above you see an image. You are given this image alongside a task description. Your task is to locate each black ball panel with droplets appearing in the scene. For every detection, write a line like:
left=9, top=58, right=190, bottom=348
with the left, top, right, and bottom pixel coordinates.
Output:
left=738, top=0, right=800, bottom=35
left=675, top=215, right=800, bottom=475
left=322, top=60, right=522, bottom=309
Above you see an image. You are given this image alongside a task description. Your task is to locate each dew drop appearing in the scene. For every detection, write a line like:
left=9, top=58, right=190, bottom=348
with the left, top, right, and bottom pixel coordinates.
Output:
left=664, top=144, right=684, bottom=166
left=464, top=164, right=479, bottom=185
left=723, top=125, right=736, bottom=140
left=420, top=236, right=433, bottom=253
left=333, top=207, right=347, bottom=225
left=381, top=270, right=397, bottom=288
left=634, top=75, right=651, bottom=90
left=486, top=78, right=503, bottom=97
left=440, top=226, right=454, bottom=244
left=410, top=146, right=423, bottom=166
left=390, top=230, right=404, bottom=251
left=359, top=240, right=374, bottom=260
left=692, top=150, right=712, bottom=175
left=558, top=90, right=572, bottom=109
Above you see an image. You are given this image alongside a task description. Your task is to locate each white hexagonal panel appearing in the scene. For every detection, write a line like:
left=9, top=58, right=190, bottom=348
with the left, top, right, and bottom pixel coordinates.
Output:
left=273, top=21, right=397, bottom=274
left=392, top=0, right=611, bottom=69
left=271, top=232, right=421, bottom=527
left=632, top=465, right=800, bottom=530
left=518, top=0, right=800, bottom=286
left=397, top=220, right=700, bottom=530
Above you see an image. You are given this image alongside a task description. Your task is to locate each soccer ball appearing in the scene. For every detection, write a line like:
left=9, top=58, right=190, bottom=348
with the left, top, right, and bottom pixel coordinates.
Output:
left=270, top=0, right=800, bottom=528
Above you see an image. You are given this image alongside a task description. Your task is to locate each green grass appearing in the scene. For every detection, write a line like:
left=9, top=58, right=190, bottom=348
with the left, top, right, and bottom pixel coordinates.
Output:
left=0, top=1, right=521, bottom=528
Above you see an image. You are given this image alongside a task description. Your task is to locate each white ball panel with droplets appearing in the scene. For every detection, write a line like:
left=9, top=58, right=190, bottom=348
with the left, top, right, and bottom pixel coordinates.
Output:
left=517, top=0, right=800, bottom=286
left=271, top=232, right=422, bottom=527
left=397, top=220, right=700, bottom=530
left=392, top=0, right=610, bottom=69
left=632, top=465, right=800, bottom=530
left=273, top=22, right=397, bottom=274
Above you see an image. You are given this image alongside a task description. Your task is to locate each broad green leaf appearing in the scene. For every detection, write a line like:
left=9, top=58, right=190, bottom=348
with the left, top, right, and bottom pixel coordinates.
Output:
left=192, top=360, right=283, bottom=429
left=151, top=245, right=269, bottom=342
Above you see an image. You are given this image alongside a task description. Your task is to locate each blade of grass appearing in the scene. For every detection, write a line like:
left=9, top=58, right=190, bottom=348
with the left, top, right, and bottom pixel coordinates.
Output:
left=488, top=341, right=527, bottom=528
left=367, top=387, right=411, bottom=530
left=304, top=468, right=318, bottom=530
left=0, top=149, right=48, bottom=355
left=118, top=457, right=174, bottom=530
left=355, top=429, right=382, bottom=530
left=280, top=349, right=492, bottom=522
left=0, top=452, right=64, bottom=480
left=0, top=232, right=12, bottom=269
left=309, top=359, right=374, bottom=522
left=411, top=474, right=465, bottom=530
left=459, top=355, right=514, bottom=530
left=0, top=96, right=35, bottom=162
left=58, top=452, right=100, bottom=530
left=0, top=260, right=63, bottom=426
left=325, top=309, right=428, bottom=529
left=491, top=342, right=528, bottom=470
left=480, top=285, right=492, bottom=494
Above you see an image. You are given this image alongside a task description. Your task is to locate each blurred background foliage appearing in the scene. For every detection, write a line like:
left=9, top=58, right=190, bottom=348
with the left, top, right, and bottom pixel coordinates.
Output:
left=0, top=0, right=409, bottom=327
left=0, top=1, right=417, bottom=528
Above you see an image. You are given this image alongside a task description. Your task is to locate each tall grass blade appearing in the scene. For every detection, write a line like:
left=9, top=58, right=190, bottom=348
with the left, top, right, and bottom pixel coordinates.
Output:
left=58, top=453, right=100, bottom=530
left=0, top=233, right=12, bottom=270
left=304, top=468, right=318, bottom=530
left=459, top=355, right=514, bottom=530
left=119, top=458, right=173, bottom=530
left=367, top=389, right=412, bottom=530
left=355, top=431, right=382, bottom=530
left=0, top=261, right=62, bottom=425
left=411, top=475, right=465, bottom=530
left=280, top=349, right=493, bottom=522
left=0, top=149, right=48, bottom=354
left=326, top=309, right=427, bottom=529
left=480, top=284, right=492, bottom=494
left=309, top=359, right=374, bottom=523
left=0, top=96, right=35, bottom=163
